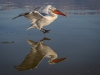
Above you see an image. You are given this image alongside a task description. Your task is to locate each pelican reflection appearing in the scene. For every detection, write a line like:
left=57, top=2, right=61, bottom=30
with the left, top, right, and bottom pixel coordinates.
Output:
left=14, top=37, right=66, bottom=71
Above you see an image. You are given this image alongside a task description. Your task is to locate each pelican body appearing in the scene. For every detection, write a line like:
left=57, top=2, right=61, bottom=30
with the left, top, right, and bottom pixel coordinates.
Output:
left=13, top=5, right=67, bottom=34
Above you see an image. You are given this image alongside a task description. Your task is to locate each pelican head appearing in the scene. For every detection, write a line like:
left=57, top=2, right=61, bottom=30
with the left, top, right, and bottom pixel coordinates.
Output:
left=50, top=6, right=67, bottom=17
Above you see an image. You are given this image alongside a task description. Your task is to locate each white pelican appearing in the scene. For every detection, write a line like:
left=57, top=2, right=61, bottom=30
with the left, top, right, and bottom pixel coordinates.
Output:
left=14, top=37, right=66, bottom=71
left=13, top=5, right=67, bottom=34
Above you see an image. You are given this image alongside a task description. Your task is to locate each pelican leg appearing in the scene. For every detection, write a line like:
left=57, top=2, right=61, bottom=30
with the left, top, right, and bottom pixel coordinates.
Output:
left=40, top=29, right=45, bottom=33
left=41, top=28, right=51, bottom=34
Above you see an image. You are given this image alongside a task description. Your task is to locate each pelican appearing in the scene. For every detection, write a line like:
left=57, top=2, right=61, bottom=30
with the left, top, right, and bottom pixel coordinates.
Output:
left=13, top=5, right=67, bottom=34
left=14, top=37, right=66, bottom=71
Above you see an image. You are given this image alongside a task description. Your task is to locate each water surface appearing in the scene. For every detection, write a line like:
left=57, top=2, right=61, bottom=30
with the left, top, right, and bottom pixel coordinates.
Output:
left=0, top=9, right=100, bottom=75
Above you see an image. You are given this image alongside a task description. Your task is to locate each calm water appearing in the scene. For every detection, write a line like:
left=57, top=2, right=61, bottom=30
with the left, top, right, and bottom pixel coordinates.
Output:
left=0, top=9, right=100, bottom=75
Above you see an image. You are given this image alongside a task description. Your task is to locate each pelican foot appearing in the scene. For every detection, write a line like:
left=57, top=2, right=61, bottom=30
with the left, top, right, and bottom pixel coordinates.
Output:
left=41, top=28, right=51, bottom=34
left=43, top=30, right=51, bottom=34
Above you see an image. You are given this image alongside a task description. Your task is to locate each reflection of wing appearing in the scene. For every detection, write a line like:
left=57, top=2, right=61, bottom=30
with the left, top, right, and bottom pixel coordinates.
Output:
left=14, top=48, right=44, bottom=71
left=27, top=39, right=38, bottom=46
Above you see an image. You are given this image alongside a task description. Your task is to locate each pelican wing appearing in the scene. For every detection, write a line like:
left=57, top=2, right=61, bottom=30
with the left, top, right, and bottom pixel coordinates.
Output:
left=38, top=5, right=52, bottom=14
left=12, top=5, right=52, bottom=24
left=14, top=48, right=44, bottom=71
left=25, top=11, right=45, bottom=20
left=13, top=11, right=45, bottom=23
